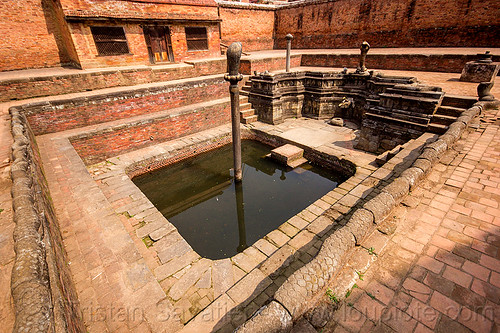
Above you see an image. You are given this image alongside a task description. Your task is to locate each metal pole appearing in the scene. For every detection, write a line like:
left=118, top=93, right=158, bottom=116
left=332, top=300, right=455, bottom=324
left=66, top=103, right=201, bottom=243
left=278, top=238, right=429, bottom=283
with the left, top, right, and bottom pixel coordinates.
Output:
left=224, top=42, right=244, bottom=182
left=285, top=34, right=293, bottom=72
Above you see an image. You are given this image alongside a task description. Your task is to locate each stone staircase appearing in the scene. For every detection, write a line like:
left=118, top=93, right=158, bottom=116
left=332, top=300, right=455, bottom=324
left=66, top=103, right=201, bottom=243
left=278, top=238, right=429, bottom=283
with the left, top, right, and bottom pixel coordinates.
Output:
left=428, top=94, right=477, bottom=133
left=239, top=79, right=257, bottom=124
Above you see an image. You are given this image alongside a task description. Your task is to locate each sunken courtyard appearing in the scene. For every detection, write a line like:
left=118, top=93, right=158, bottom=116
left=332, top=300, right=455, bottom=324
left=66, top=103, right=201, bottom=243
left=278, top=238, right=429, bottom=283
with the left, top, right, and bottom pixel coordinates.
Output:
left=0, top=0, right=500, bottom=333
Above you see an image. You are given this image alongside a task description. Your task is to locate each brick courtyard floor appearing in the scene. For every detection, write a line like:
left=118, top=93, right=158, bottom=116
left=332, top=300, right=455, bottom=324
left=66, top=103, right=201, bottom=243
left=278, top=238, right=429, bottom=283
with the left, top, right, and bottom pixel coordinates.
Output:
left=0, top=61, right=499, bottom=332
left=311, top=107, right=500, bottom=333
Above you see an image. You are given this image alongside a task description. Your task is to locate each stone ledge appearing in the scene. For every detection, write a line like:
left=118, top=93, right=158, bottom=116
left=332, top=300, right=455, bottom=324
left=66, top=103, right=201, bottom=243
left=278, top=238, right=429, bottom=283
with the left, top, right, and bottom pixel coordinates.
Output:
left=9, top=108, right=85, bottom=332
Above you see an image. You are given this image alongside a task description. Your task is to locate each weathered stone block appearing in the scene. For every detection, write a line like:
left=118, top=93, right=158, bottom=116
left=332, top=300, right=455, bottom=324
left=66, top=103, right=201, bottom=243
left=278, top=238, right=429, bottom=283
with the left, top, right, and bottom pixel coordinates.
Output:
left=419, top=147, right=440, bottom=163
left=382, top=177, right=410, bottom=202
left=363, top=192, right=396, bottom=223
left=345, top=208, right=374, bottom=244
left=456, top=115, right=472, bottom=125
left=460, top=61, right=500, bottom=83
left=400, top=167, right=424, bottom=190
left=447, top=121, right=466, bottom=134
left=235, top=301, right=292, bottom=333
left=426, top=139, right=448, bottom=155
left=439, top=134, right=455, bottom=147
left=412, top=157, right=432, bottom=174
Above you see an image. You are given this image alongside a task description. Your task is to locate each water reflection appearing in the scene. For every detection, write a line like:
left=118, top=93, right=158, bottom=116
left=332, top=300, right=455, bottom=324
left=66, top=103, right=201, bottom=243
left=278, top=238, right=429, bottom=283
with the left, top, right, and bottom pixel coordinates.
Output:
left=133, top=140, right=346, bottom=259
left=235, top=180, right=247, bottom=253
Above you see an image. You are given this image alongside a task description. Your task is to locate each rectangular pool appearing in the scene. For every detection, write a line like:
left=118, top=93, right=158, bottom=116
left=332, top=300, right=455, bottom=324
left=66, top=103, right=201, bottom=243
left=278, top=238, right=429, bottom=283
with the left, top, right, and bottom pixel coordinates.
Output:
left=133, top=140, right=346, bottom=259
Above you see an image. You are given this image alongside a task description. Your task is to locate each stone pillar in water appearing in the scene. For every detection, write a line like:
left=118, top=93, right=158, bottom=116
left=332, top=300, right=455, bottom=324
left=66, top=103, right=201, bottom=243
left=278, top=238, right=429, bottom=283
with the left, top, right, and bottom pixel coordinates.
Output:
left=357, top=41, right=370, bottom=73
left=224, top=42, right=244, bottom=182
left=285, top=34, right=293, bottom=72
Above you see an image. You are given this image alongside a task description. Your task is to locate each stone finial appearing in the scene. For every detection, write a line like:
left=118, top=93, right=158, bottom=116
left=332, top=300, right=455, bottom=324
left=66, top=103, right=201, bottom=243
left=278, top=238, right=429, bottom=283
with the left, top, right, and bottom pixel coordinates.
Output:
left=285, top=33, right=294, bottom=40
left=478, top=81, right=495, bottom=101
left=225, top=42, right=243, bottom=82
left=477, top=51, right=493, bottom=63
left=357, top=41, right=370, bottom=73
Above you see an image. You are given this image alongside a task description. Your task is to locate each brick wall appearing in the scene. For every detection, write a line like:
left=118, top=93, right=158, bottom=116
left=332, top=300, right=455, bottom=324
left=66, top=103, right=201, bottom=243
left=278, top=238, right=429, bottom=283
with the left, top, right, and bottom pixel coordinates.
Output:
left=23, top=76, right=228, bottom=135
left=300, top=54, right=500, bottom=74
left=169, top=23, right=221, bottom=62
left=66, top=21, right=221, bottom=69
left=240, top=54, right=302, bottom=74
left=68, top=22, right=150, bottom=69
left=0, top=58, right=228, bottom=102
left=219, top=3, right=275, bottom=51
left=275, top=0, right=500, bottom=49
left=70, top=101, right=231, bottom=165
left=0, top=0, right=71, bottom=71
left=59, top=0, right=219, bottom=21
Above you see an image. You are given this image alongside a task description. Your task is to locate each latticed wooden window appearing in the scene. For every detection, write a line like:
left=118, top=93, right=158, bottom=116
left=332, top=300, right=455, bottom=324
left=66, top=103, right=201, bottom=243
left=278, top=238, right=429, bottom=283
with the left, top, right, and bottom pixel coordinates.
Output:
left=90, top=26, right=130, bottom=56
left=185, top=27, right=208, bottom=51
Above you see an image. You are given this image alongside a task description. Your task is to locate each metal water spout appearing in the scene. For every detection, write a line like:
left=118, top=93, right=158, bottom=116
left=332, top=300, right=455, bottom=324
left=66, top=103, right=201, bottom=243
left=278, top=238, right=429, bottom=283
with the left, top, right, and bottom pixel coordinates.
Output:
left=224, top=42, right=244, bottom=182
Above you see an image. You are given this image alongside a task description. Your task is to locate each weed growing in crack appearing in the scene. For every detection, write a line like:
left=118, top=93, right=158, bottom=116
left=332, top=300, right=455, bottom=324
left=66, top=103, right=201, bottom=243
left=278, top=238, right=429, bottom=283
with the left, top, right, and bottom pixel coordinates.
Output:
left=367, top=247, right=378, bottom=256
left=326, top=288, right=339, bottom=304
left=366, top=291, right=376, bottom=300
left=355, top=270, right=365, bottom=280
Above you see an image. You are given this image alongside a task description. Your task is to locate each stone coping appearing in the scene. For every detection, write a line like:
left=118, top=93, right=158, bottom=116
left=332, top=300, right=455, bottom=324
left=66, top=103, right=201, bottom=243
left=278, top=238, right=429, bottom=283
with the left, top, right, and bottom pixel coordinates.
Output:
left=235, top=102, right=484, bottom=332
left=9, top=108, right=86, bottom=332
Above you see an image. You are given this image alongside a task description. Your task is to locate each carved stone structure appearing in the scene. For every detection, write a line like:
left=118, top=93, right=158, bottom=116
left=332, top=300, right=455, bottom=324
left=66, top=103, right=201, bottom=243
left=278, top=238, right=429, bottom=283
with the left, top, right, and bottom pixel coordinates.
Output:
left=478, top=81, right=495, bottom=101
left=248, top=70, right=445, bottom=153
left=460, top=51, right=500, bottom=83
left=356, top=41, right=370, bottom=73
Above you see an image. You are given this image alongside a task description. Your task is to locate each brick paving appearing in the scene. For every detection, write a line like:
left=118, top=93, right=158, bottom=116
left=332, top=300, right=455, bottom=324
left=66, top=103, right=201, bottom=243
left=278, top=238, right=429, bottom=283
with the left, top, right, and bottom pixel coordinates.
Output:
left=320, top=107, right=500, bottom=333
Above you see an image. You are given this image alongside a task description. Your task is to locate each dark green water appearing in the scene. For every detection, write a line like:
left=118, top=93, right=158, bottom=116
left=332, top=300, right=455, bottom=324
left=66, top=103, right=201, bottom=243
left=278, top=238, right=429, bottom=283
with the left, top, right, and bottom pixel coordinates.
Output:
left=133, top=140, right=346, bottom=259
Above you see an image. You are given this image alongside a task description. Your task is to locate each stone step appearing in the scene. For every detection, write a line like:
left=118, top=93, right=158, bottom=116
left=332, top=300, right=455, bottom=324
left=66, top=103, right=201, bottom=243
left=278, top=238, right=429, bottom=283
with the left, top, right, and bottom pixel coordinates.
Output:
left=239, top=95, right=249, bottom=104
left=441, top=94, right=476, bottom=109
left=366, top=109, right=431, bottom=126
left=270, top=144, right=306, bottom=167
left=241, top=114, right=258, bottom=124
left=240, top=90, right=250, bottom=96
left=240, top=102, right=252, bottom=111
left=240, top=109, right=255, bottom=119
left=431, top=114, right=457, bottom=125
left=375, top=144, right=404, bottom=166
left=428, top=123, right=448, bottom=134
left=288, top=157, right=308, bottom=168
left=436, top=105, right=465, bottom=117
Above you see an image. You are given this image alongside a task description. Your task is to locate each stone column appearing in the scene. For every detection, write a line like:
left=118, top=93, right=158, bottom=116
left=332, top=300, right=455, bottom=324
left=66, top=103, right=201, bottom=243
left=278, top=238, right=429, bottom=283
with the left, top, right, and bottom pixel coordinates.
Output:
left=285, top=34, right=293, bottom=72
left=224, top=42, right=244, bottom=182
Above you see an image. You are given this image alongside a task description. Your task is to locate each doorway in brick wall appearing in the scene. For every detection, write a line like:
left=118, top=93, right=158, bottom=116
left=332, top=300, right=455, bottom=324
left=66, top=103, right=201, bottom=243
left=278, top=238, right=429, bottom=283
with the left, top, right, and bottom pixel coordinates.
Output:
left=143, top=26, right=174, bottom=64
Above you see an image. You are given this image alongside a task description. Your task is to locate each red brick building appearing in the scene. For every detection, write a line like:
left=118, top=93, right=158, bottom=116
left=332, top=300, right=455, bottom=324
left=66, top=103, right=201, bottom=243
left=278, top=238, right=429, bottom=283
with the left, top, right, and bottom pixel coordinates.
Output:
left=0, top=0, right=222, bottom=71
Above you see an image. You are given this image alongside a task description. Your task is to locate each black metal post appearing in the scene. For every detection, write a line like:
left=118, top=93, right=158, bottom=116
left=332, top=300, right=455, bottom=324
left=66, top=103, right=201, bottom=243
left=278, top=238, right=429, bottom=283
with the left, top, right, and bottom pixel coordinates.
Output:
left=224, top=42, right=244, bottom=182
left=285, top=34, right=293, bottom=72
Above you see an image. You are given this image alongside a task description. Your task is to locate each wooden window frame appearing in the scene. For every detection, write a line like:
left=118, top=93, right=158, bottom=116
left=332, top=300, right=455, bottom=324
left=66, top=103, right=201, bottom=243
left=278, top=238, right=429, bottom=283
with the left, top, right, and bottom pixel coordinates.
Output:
left=185, top=27, right=209, bottom=52
left=90, top=26, right=131, bottom=56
